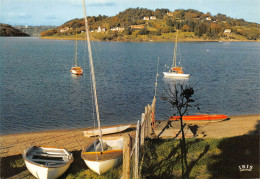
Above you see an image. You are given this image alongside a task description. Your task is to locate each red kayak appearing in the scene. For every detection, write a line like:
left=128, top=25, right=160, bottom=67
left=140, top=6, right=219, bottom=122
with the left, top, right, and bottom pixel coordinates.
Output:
left=169, top=114, right=228, bottom=122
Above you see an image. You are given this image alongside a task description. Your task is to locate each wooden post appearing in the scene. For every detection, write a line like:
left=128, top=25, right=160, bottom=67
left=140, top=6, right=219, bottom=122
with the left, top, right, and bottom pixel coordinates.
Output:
left=135, top=120, right=140, bottom=179
left=147, top=104, right=152, bottom=138
left=141, top=113, right=145, bottom=146
left=123, top=134, right=131, bottom=179
left=145, top=106, right=148, bottom=138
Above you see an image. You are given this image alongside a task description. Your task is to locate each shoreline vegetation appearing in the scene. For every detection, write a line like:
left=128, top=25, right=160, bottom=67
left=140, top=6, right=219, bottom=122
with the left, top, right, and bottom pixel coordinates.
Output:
left=40, top=35, right=260, bottom=42
left=1, top=114, right=259, bottom=178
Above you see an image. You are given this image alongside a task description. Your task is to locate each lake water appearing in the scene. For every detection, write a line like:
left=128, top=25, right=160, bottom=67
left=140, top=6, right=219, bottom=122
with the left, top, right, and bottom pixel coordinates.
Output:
left=0, top=37, right=259, bottom=135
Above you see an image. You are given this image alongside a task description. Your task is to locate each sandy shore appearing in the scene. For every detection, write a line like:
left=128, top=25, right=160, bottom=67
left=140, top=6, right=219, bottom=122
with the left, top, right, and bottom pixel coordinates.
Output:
left=0, top=114, right=259, bottom=158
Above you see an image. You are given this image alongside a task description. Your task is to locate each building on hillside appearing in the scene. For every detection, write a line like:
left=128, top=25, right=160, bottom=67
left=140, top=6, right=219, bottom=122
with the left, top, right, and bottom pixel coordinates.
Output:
left=150, top=16, right=157, bottom=20
left=167, top=12, right=173, bottom=16
left=224, top=29, right=231, bottom=37
left=143, top=17, right=150, bottom=21
left=110, top=27, right=125, bottom=31
left=206, top=17, right=212, bottom=21
left=60, top=27, right=69, bottom=33
left=130, top=25, right=145, bottom=29
left=96, top=26, right=106, bottom=32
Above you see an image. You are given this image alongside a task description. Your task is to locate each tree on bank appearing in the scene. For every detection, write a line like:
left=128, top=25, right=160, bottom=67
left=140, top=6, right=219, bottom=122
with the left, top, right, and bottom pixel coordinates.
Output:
left=161, top=83, right=198, bottom=178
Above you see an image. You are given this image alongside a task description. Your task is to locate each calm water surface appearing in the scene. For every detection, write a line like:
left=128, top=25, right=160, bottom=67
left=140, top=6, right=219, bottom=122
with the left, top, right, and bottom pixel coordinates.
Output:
left=0, top=37, right=259, bottom=134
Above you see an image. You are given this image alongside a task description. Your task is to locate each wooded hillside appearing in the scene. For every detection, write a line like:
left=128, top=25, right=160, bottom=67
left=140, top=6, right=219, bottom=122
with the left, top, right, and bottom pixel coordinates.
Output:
left=0, top=23, right=29, bottom=36
left=40, top=8, right=260, bottom=41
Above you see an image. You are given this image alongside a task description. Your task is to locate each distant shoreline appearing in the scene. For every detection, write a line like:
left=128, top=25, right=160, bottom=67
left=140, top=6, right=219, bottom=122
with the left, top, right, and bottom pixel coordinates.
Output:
left=40, top=36, right=260, bottom=42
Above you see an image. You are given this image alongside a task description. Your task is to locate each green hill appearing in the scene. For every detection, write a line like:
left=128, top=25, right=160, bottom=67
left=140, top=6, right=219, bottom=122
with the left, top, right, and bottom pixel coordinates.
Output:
left=0, top=23, right=29, bottom=36
left=41, top=8, right=260, bottom=41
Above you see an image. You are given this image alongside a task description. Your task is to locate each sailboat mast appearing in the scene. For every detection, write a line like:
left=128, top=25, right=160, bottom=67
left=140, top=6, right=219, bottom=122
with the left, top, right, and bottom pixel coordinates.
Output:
left=82, top=0, right=104, bottom=151
left=75, top=29, right=77, bottom=66
left=172, top=31, right=178, bottom=68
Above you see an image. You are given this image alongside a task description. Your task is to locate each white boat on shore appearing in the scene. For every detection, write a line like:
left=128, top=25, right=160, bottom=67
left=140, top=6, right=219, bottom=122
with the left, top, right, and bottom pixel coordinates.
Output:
left=163, top=31, right=190, bottom=79
left=83, top=124, right=131, bottom=137
left=23, top=146, right=73, bottom=179
left=81, top=137, right=123, bottom=175
left=80, top=0, right=124, bottom=175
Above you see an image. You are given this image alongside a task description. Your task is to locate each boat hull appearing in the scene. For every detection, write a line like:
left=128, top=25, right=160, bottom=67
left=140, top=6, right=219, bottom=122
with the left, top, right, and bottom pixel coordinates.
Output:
left=24, top=160, right=71, bottom=179
left=23, top=146, right=73, bottom=179
left=81, top=137, right=123, bottom=175
left=83, top=124, right=131, bottom=137
left=83, top=155, right=123, bottom=175
left=163, top=72, right=190, bottom=78
left=71, top=70, right=83, bottom=75
left=169, top=114, right=228, bottom=123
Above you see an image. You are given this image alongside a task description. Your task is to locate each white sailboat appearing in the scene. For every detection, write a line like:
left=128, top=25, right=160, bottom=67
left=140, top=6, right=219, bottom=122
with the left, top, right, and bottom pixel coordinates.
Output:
left=163, top=31, right=190, bottom=78
left=23, top=146, right=73, bottom=179
left=80, top=0, right=124, bottom=175
left=70, top=29, right=83, bottom=75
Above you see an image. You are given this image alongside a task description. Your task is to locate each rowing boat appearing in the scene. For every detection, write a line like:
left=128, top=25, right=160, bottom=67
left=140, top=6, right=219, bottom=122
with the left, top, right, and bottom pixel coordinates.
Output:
left=169, top=114, right=228, bottom=123
left=23, top=146, right=73, bottom=179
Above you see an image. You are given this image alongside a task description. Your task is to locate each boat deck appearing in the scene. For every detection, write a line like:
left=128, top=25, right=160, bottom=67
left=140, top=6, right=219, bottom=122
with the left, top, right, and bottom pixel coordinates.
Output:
left=26, top=147, right=71, bottom=166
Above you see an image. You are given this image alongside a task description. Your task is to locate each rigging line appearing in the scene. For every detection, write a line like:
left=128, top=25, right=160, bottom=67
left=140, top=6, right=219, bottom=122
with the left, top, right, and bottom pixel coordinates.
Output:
left=154, top=56, right=159, bottom=97
left=91, top=41, right=117, bottom=122
left=82, top=0, right=104, bottom=151
left=84, top=27, right=98, bottom=153
left=178, top=36, right=182, bottom=66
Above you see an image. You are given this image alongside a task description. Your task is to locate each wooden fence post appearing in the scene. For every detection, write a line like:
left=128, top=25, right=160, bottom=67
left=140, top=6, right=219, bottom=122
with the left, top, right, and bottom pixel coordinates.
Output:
left=135, top=120, right=140, bottom=179
left=141, top=113, right=145, bottom=146
left=147, top=104, right=152, bottom=138
left=123, top=134, right=131, bottom=179
left=145, top=106, right=148, bottom=138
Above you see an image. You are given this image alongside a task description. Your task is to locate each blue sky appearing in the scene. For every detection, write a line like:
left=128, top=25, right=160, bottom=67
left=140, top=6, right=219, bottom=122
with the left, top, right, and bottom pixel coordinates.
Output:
left=0, top=0, right=259, bottom=26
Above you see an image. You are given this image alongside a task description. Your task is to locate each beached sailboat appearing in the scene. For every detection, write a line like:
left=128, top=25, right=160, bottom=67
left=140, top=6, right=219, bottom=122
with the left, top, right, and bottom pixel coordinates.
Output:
left=83, top=124, right=131, bottom=137
left=80, top=0, right=124, bottom=175
left=70, top=29, right=83, bottom=75
left=163, top=31, right=190, bottom=78
left=169, top=114, right=228, bottom=123
left=23, top=146, right=73, bottom=179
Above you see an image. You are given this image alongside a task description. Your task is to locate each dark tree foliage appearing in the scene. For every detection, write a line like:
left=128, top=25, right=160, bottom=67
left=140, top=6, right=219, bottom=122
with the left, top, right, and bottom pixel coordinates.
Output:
left=155, top=8, right=170, bottom=19
left=139, top=27, right=149, bottom=35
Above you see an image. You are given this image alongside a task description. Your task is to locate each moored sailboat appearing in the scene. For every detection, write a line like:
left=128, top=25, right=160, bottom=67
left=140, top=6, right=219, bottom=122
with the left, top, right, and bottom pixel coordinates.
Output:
left=70, top=29, right=83, bottom=75
left=23, top=146, right=73, bottom=179
left=80, top=0, right=123, bottom=175
left=163, top=31, right=190, bottom=78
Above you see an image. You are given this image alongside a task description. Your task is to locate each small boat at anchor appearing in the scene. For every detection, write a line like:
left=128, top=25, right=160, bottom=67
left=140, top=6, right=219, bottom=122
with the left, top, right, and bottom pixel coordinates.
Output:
left=23, top=146, right=73, bottom=179
left=169, top=114, right=228, bottom=123
left=83, top=124, right=132, bottom=137
left=163, top=31, right=190, bottom=78
left=70, top=29, right=83, bottom=75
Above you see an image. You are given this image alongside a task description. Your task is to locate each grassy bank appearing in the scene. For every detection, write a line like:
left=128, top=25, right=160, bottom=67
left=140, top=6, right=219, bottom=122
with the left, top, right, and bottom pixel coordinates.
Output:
left=142, top=135, right=259, bottom=178
left=2, top=135, right=259, bottom=178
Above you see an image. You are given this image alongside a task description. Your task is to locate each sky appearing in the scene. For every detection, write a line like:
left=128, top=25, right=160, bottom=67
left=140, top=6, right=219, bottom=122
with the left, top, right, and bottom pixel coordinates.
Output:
left=0, top=0, right=259, bottom=26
